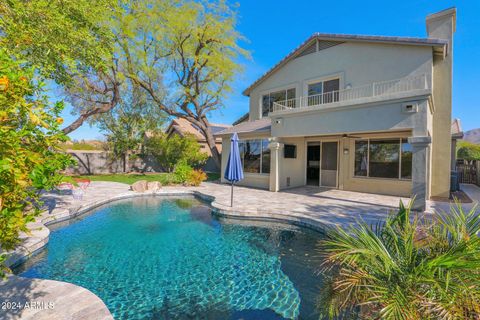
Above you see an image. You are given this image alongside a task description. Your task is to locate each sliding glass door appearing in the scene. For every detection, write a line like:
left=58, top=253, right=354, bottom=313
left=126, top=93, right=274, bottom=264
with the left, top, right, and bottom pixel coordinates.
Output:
left=306, top=141, right=338, bottom=187
left=320, top=142, right=338, bottom=187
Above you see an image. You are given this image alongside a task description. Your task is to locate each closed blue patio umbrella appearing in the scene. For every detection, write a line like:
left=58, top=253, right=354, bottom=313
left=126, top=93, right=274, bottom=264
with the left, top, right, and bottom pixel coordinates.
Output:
left=224, top=133, right=244, bottom=207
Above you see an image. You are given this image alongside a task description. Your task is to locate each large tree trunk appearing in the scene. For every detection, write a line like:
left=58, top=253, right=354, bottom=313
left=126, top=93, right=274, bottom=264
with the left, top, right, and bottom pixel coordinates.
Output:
left=204, top=128, right=221, bottom=169
left=198, top=117, right=221, bottom=170
left=123, top=152, right=130, bottom=173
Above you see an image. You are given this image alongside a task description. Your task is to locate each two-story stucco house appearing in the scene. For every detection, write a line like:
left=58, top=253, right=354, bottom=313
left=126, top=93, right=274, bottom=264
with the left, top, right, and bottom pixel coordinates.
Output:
left=217, top=8, right=456, bottom=210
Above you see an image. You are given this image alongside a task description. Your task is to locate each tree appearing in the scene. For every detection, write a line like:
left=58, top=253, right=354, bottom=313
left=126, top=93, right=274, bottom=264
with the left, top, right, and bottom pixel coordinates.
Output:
left=97, top=86, right=167, bottom=172
left=118, top=0, right=248, bottom=168
left=317, top=202, right=480, bottom=319
left=0, top=50, right=73, bottom=271
left=0, top=0, right=120, bottom=133
left=145, top=133, right=208, bottom=172
left=457, top=140, right=480, bottom=161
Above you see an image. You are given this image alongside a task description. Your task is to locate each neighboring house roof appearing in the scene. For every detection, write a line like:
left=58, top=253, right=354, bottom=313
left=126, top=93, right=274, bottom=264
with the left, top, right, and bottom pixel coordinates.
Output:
left=232, top=112, right=249, bottom=126
left=165, top=118, right=231, bottom=141
left=451, top=118, right=464, bottom=139
left=243, top=33, right=448, bottom=96
left=216, top=118, right=271, bottom=136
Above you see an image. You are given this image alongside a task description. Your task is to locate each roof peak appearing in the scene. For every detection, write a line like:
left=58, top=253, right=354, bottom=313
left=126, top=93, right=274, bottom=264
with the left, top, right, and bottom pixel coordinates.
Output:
left=243, top=32, right=447, bottom=96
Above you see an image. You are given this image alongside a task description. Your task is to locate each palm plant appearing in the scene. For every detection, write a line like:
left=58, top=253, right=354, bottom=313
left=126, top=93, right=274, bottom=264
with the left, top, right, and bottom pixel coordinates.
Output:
left=317, top=201, right=480, bottom=320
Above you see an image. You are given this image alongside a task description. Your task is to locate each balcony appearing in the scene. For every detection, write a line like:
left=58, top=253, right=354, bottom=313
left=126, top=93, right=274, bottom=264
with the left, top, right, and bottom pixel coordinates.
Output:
left=271, top=74, right=430, bottom=113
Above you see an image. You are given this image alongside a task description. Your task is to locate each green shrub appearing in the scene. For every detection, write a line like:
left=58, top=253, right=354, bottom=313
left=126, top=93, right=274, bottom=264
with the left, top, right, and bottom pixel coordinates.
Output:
left=173, top=163, right=207, bottom=186
left=0, top=50, right=73, bottom=265
left=145, top=132, right=208, bottom=172
left=457, top=140, right=480, bottom=161
left=173, top=162, right=194, bottom=184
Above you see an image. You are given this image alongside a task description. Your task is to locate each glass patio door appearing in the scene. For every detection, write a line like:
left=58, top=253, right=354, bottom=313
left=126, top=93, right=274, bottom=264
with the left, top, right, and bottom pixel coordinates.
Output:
left=320, top=142, right=338, bottom=187
left=306, top=141, right=338, bottom=187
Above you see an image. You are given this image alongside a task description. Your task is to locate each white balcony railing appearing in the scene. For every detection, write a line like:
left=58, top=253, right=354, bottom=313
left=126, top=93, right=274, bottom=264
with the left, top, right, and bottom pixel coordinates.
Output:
left=271, top=73, right=429, bottom=113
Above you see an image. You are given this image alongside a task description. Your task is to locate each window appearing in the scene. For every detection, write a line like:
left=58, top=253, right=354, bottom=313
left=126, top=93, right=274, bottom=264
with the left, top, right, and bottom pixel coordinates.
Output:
left=307, top=78, right=340, bottom=106
left=261, top=140, right=270, bottom=174
left=284, top=144, right=297, bottom=158
left=354, top=141, right=368, bottom=177
left=239, top=139, right=270, bottom=174
left=354, top=138, right=412, bottom=180
left=262, top=88, right=296, bottom=116
left=369, top=140, right=399, bottom=178
left=401, top=139, right=412, bottom=179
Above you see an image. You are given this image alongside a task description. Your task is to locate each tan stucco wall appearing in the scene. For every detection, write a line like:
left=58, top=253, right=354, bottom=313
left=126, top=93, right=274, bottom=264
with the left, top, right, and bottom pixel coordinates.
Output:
left=271, top=99, right=431, bottom=139
left=221, top=130, right=416, bottom=197
left=274, top=131, right=415, bottom=197
left=428, top=11, right=455, bottom=198
left=248, top=42, right=433, bottom=121
left=277, top=137, right=306, bottom=189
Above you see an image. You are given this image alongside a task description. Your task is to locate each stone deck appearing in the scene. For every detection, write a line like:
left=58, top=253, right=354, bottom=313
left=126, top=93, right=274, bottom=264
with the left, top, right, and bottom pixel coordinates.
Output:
left=1, top=181, right=478, bottom=319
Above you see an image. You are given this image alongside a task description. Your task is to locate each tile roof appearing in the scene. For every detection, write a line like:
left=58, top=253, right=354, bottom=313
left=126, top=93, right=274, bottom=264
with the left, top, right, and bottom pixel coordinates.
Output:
left=165, top=118, right=231, bottom=140
left=451, top=118, right=463, bottom=138
left=232, top=112, right=249, bottom=125
left=243, top=33, right=448, bottom=96
left=215, top=118, right=271, bottom=136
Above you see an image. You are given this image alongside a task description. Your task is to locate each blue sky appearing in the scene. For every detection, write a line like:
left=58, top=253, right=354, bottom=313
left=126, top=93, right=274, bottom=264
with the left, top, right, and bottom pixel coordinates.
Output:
left=63, top=0, right=479, bottom=140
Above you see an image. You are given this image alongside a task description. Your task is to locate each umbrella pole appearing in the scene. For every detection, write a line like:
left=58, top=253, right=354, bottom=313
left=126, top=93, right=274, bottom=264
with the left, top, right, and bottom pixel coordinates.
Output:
left=231, top=181, right=234, bottom=207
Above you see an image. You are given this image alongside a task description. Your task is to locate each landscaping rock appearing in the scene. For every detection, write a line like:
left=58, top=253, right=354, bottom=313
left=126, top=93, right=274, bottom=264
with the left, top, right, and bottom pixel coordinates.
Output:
left=147, top=181, right=162, bottom=192
left=131, top=180, right=148, bottom=192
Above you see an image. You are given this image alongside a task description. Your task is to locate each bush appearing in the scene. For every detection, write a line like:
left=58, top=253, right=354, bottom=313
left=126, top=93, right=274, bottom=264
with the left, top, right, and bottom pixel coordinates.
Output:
left=145, top=132, right=208, bottom=172
left=457, top=140, right=480, bottom=161
left=186, top=169, right=207, bottom=186
left=173, top=162, right=193, bottom=184
left=0, top=50, right=73, bottom=267
left=173, top=163, right=207, bottom=186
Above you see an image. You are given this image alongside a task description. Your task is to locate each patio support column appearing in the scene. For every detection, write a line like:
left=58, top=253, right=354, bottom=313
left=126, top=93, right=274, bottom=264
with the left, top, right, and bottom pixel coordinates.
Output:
left=408, top=136, right=431, bottom=211
left=269, top=141, right=282, bottom=192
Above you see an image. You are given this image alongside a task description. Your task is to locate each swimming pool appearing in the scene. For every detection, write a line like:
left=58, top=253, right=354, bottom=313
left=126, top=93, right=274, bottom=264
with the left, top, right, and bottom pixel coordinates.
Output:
left=15, top=196, right=325, bottom=319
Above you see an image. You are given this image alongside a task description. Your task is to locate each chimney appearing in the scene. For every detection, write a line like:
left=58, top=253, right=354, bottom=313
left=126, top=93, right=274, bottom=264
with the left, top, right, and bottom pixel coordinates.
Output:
left=426, top=7, right=456, bottom=56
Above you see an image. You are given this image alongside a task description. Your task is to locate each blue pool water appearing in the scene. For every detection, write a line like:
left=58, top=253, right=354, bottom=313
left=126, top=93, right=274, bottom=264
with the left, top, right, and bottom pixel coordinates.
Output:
left=15, top=197, right=325, bottom=319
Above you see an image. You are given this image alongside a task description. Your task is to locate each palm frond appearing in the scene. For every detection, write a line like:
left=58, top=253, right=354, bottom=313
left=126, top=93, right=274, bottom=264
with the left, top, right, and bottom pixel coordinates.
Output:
left=316, top=199, right=480, bottom=320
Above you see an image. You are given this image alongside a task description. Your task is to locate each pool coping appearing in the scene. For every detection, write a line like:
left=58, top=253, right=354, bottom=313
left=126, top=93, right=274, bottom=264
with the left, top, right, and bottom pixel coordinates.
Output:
left=1, top=184, right=333, bottom=320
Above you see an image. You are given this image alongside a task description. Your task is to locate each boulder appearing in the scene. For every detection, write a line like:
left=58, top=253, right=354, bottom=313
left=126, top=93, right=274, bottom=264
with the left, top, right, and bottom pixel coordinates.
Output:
left=147, top=181, right=162, bottom=192
left=131, top=180, right=148, bottom=192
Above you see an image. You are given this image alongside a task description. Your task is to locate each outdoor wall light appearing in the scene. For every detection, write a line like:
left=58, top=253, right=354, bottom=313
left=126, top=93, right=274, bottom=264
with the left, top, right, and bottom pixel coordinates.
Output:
left=345, top=83, right=352, bottom=90
left=343, top=148, right=349, bottom=155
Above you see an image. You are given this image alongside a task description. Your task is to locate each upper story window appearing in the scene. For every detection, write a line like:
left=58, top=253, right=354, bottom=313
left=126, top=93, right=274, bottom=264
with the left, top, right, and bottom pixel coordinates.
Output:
left=307, top=78, right=340, bottom=106
left=262, top=88, right=295, bottom=117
